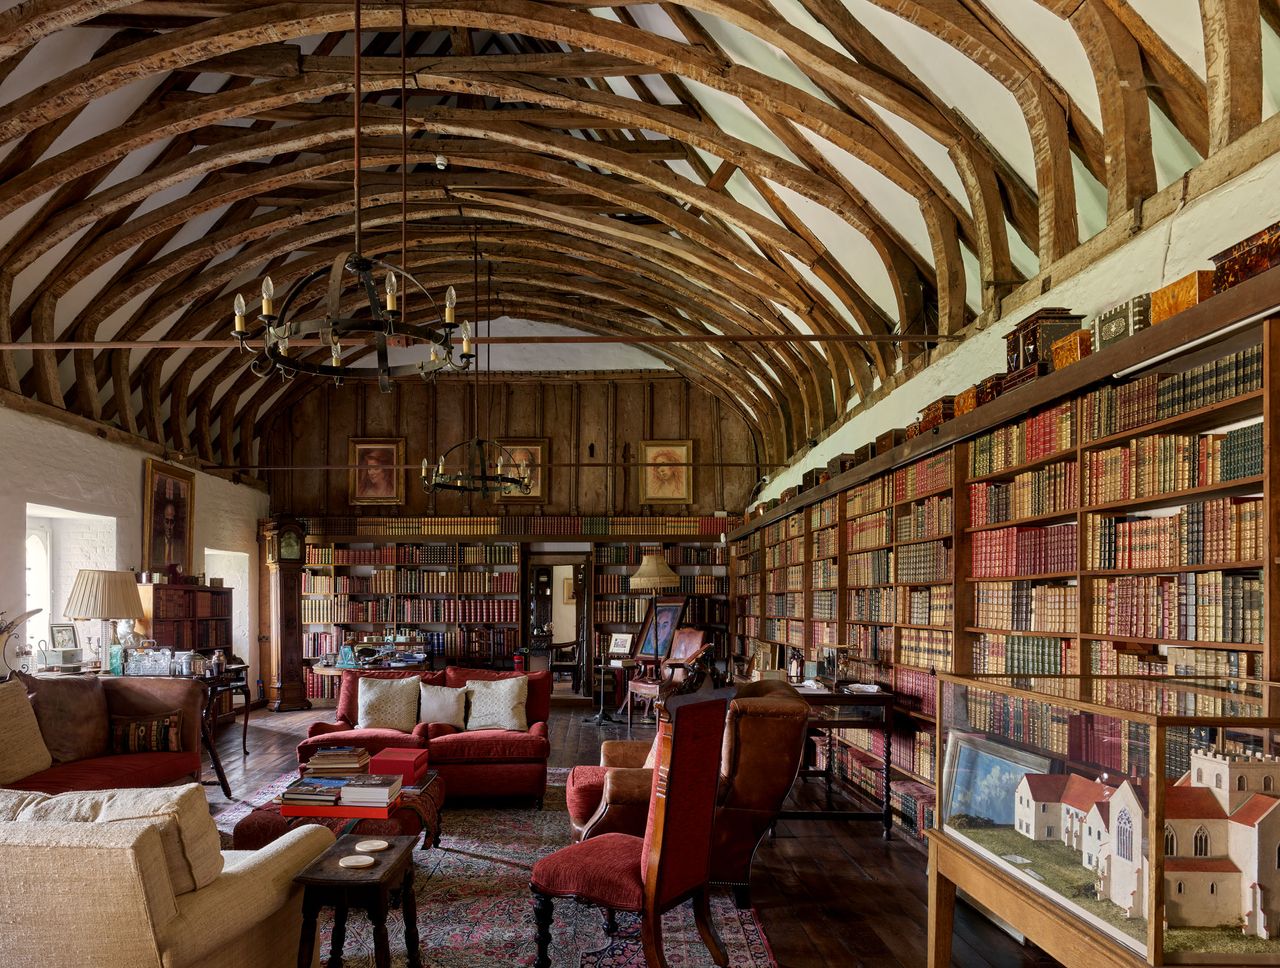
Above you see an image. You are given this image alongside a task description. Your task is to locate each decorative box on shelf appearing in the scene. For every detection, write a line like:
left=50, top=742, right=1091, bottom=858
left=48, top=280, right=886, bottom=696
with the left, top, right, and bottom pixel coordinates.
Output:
left=977, top=375, right=1004, bottom=406
left=875, top=428, right=906, bottom=455
left=934, top=673, right=1280, bottom=966
left=1211, top=220, right=1280, bottom=294
left=1049, top=328, right=1092, bottom=371
left=1005, top=308, right=1086, bottom=372
left=918, top=395, right=956, bottom=432
left=828, top=445, right=875, bottom=476
left=1001, top=361, right=1049, bottom=393
left=780, top=486, right=799, bottom=503
left=800, top=467, right=828, bottom=493
left=1150, top=271, right=1213, bottom=325
left=904, top=420, right=923, bottom=440
left=954, top=385, right=979, bottom=417
left=1091, top=294, right=1151, bottom=353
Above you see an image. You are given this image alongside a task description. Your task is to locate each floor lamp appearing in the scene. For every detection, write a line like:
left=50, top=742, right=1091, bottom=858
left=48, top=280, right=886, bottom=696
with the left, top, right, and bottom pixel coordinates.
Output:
left=584, top=551, right=679, bottom=726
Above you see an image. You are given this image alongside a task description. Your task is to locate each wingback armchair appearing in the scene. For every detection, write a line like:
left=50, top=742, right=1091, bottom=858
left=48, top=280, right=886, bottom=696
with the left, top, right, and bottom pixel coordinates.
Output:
left=567, top=679, right=810, bottom=906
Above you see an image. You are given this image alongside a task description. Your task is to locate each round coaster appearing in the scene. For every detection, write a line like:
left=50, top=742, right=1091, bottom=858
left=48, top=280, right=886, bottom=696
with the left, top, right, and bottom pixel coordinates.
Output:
left=354, top=839, right=389, bottom=853
left=338, top=854, right=376, bottom=869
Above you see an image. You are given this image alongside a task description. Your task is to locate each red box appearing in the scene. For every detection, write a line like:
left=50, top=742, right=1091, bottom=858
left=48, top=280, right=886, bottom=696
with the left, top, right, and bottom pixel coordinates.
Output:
left=281, top=797, right=401, bottom=820
left=369, top=748, right=430, bottom=785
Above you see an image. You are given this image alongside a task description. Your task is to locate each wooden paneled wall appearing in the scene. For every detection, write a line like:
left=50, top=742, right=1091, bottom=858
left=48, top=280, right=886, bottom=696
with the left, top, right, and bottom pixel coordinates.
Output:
left=261, top=373, right=760, bottom=516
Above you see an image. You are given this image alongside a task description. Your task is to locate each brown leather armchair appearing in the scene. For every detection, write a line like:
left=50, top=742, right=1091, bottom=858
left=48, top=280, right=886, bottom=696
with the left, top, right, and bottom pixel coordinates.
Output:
left=565, top=679, right=809, bottom=907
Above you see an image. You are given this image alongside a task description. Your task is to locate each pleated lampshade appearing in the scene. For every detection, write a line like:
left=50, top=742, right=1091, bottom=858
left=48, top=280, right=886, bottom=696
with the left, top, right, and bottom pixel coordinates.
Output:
left=629, top=553, right=679, bottom=592
left=65, top=569, right=145, bottom=620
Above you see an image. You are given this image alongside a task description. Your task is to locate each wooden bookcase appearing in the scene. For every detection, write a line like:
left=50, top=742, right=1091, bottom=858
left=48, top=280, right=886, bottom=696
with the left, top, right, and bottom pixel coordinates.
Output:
left=729, top=269, right=1280, bottom=846
left=138, top=583, right=233, bottom=654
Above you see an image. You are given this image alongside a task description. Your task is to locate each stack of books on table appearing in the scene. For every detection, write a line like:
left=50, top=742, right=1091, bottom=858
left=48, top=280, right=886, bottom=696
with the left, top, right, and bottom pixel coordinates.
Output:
left=300, top=746, right=370, bottom=777
left=278, top=774, right=401, bottom=819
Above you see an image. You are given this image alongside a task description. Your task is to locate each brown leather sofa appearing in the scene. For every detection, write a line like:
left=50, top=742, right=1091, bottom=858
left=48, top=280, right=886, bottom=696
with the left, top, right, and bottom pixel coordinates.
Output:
left=565, top=678, right=809, bottom=906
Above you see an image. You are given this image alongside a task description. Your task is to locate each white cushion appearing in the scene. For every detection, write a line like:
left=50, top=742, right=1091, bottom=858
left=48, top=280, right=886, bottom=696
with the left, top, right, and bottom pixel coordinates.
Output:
left=356, top=676, right=419, bottom=732
left=18, top=782, right=224, bottom=896
left=0, top=678, right=52, bottom=784
left=418, top=683, right=466, bottom=729
left=465, top=676, right=528, bottom=732
left=0, top=788, right=47, bottom=820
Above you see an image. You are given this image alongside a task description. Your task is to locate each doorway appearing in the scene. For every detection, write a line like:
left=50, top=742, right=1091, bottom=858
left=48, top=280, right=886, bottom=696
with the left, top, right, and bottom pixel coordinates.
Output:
left=527, top=553, right=589, bottom=697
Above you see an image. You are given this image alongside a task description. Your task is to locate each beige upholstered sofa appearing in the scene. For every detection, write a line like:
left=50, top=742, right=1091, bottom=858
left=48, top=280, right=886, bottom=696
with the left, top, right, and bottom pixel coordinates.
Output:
left=0, top=783, right=334, bottom=968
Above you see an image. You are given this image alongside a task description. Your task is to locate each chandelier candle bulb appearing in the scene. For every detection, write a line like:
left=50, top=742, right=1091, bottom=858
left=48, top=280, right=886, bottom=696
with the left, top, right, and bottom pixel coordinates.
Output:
left=445, top=286, right=456, bottom=325
left=385, top=272, right=397, bottom=312
left=233, top=293, right=246, bottom=332
left=261, top=276, right=274, bottom=316
left=462, top=321, right=473, bottom=356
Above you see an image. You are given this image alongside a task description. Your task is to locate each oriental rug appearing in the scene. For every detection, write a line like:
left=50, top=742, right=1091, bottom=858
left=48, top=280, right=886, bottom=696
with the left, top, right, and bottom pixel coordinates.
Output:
left=215, top=768, right=776, bottom=967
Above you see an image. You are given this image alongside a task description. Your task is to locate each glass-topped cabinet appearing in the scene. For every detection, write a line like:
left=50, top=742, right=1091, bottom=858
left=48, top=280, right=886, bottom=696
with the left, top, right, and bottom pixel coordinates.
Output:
left=936, top=674, right=1280, bottom=965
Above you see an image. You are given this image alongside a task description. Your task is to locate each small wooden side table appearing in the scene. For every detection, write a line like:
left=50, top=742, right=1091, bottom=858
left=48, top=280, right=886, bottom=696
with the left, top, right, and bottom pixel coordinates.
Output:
left=295, top=834, right=420, bottom=968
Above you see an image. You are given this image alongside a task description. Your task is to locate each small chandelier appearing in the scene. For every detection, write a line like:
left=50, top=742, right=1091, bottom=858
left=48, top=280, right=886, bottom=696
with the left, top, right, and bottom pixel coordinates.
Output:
left=422, top=438, right=532, bottom=496
left=229, top=0, right=474, bottom=392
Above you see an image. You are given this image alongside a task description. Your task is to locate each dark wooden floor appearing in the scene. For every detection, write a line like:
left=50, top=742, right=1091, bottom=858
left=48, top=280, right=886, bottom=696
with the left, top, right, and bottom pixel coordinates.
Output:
left=205, top=702, right=1056, bottom=968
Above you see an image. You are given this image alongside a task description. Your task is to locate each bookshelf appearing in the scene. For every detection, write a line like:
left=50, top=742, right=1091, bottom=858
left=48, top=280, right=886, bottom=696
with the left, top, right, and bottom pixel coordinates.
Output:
left=729, top=287, right=1280, bottom=846
left=138, top=583, right=233, bottom=654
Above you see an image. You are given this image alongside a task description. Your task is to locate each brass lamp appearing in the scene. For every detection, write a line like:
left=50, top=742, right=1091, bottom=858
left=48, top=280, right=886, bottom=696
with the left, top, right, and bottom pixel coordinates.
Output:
left=65, top=570, right=145, bottom=671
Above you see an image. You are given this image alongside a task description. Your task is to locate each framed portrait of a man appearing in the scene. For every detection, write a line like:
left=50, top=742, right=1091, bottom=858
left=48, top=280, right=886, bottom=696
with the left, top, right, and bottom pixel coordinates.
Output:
left=636, top=596, right=688, bottom=661
left=349, top=437, right=404, bottom=506
left=496, top=437, right=548, bottom=503
left=143, top=459, right=195, bottom=575
left=640, top=439, right=693, bottom=504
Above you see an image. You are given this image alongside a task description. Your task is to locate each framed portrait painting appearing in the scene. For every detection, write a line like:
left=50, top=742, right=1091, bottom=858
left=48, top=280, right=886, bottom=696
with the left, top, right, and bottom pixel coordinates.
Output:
left=349, top=437, right=404, bottom=506
left=640, top=439, right=693, bottom=504
left=496, top=438, right=548, bottom=503
left=636, top=596, right=688, bottom=662
left=143, top=459, right=195, bottom=575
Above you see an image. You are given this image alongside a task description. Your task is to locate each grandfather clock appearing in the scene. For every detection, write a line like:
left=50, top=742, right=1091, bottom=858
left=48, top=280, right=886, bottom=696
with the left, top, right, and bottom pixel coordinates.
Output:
left=263, top=514, right=311, bottom=711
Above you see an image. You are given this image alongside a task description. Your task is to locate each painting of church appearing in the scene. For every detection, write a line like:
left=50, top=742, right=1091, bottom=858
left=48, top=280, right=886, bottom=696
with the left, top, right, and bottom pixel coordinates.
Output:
left=1015, top=748, right=1280, bottom=936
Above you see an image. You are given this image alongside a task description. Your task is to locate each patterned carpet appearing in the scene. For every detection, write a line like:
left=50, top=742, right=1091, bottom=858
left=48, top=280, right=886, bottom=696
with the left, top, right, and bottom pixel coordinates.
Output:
left=216, top=768, right=776, bottom=967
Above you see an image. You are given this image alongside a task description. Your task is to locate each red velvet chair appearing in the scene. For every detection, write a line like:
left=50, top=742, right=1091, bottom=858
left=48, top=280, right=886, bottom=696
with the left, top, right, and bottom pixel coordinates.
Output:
left=530, top=689, right=733, bottom=968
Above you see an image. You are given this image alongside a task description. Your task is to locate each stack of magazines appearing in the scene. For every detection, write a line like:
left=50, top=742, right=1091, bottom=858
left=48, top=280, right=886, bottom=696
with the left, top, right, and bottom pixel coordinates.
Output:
left=301, top=747, right=370, bottom=777
left=281, top=778, right=342, bottom=806
left=338, top=774, right=402, bottom=807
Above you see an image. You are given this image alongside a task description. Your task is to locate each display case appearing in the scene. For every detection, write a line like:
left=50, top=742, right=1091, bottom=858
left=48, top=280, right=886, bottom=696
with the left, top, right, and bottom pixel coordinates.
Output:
left=933, top=674, right=1280, bottom=966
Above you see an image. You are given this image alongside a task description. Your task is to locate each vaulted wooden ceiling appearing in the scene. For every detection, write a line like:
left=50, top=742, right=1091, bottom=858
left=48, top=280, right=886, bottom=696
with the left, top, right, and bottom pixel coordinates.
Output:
left=0, top=0, right=1275, bottom=475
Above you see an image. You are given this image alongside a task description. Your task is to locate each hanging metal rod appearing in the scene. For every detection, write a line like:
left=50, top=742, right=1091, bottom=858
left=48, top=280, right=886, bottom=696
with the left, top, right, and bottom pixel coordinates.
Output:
left=202, top=461, right=763, bottom=471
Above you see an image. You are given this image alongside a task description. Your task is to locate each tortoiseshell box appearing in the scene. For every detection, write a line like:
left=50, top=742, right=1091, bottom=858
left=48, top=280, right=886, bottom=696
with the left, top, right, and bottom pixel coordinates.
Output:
left=1050, top=329, right=1093, bottom=371
left=1211, top=222, right=1280, bottom=294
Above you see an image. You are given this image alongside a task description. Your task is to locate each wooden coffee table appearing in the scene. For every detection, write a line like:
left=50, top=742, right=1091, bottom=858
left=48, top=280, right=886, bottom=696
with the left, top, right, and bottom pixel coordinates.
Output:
left=295, top=834, right=420, bottom=968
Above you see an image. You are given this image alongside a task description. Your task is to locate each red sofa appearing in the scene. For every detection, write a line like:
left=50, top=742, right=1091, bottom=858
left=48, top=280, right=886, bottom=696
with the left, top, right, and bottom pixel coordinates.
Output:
left=298, top=667, right=552, bottom=806
left=6, top=676, right=203, bottom=794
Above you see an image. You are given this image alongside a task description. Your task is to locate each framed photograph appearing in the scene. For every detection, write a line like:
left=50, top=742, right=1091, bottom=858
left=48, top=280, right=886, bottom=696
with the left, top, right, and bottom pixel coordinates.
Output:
left=143, top=459, right=195, bottom=575
left=640, top=439, right=693, bottom=504
left=349, top=437, right=404, bottom=506
left=496, top=437, right=548, bottom=503
left=636, top=596, right=688, bottom=661
left=49, top=624, right=78, bottom=651
left=940, top=731, right=1053, bottom=832
left=607, top=632, right=634, bottom=657
left=562, top=577, right=576, bottom=605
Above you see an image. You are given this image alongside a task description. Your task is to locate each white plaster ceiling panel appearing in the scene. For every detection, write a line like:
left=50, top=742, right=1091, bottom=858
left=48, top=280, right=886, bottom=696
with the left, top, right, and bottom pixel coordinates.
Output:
left=1126, top=0, right=1207, bottom=76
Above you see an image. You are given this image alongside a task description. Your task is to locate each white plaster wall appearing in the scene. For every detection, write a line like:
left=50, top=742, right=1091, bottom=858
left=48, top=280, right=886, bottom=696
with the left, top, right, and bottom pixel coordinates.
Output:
left=551, top=563, right=577, bottom=643
left=0, top=404, right=269, bottom=683
left=29, top=513, right=117, bottom=650
left=760, top=148, right=1280, bottom=503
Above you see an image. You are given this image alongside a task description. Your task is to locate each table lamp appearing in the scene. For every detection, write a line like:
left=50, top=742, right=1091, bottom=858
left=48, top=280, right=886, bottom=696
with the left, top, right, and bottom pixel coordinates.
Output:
left=65, top=569, right=145, bottom=675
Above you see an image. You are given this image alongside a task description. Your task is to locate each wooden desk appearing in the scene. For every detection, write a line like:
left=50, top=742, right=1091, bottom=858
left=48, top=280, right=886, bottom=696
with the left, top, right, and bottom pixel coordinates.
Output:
left=778, top=683, right=894, bottom=837
left=296, top=834, right=420, bottom=968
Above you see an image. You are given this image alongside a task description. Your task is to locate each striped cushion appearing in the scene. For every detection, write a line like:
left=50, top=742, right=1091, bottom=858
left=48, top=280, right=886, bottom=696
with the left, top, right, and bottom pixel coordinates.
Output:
left=110, top=710, right=183, bottom=753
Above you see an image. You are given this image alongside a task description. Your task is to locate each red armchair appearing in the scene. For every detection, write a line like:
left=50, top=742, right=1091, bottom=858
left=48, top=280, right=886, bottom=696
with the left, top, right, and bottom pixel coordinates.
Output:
left=296, top=670, right=444, bottom=764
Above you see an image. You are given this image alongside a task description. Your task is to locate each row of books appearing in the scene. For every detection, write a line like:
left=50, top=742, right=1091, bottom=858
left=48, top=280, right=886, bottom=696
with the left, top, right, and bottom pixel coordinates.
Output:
left=1084, top=497, right=1264, bottom=570
left=683, top=596, right=727, bottom=627
left=809, top=497, right=838, bottom=529
left=970, top=523, right=1078, bottom=577
left=972, top=581, right=1078, bottom=633
left=811, top=525, right=839, bottom=559
left=595, top=543, right=726, bottom=565
left=304, top=573, right=394, bottom=595
left=895, top=539, right=952, bottom=585
left=847, top=623, right=892, bottom=662
left=846, top=477, right=890, bottom=516
left=1088, top=572, right=1264, bottom=644
left=847, top=509, right=892, bottom=550
left=893, top=665, right=938, bottom=717
left=762, top=618, right=805, bottom=646
left=849, top=586, right=895, bottom=624
left=306, top=546, right=395, bottom=566
left=809, top=621, right=840, bottom=647
left=1164, top=644, right=1262, bottom=680
left=765, top=593, right=805, bottom=618
left=675, top=575, right=727, bottom=595
left=460, top=545, right=520, bottom=564
left=962, top=690, right=1069, bottom=758
left=396, top=545, right=461, bottom=565
left=1089, top=640, right=1165, bottom=677
left=300, top=515, right=739, bottom=537
left=848, top=549, right=893, bottom=586
left=898, top=628, right=952, bottom=672
left=968, top=400, right=1074, bottom=478
left=893, top=451, right=952, bottom=503
left=302, top=597, right=393, bottom=624
left=764, top=536, right=804, bottom=568
left=971, top=633, right=1076, bottom=675
left=595, top=599, right=649, bottom=623
left=397, top=599, right=520, bottom=624
left=1080, top=343, right=1262, bottom=443
left=282, top=774, right=402, bottom=809
left=1082, top=424, right=1262, bottom=505
left=768, top=565, right=803, bottom=593
left=811, top=558, right=838, bottom=589
left=811, top=589, right=838, bottom=621
left=901, top=584, right=954, bottom=627
left=968, top=459, right=1077, bottom=526
left=896, top=494, right=952, bottom=542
